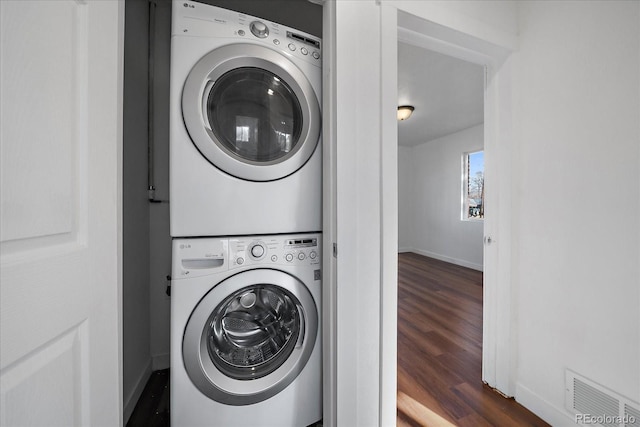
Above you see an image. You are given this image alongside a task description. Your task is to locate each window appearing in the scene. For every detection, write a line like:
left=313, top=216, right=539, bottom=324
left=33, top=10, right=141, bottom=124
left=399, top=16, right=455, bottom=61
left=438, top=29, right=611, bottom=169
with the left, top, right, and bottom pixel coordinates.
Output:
left=463, top=150, right=484, bottom=220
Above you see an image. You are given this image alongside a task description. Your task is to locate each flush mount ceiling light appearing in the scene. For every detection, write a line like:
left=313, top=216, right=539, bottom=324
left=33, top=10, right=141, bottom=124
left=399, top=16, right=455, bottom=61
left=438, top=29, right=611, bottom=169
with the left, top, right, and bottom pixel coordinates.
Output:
left=397, top=105, right=414, bottom=121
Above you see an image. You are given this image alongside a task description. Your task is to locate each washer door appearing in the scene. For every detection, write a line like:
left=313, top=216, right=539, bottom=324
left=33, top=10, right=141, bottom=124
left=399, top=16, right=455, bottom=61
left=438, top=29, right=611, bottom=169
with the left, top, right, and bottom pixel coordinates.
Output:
left=183, top=269, right=318, bottom=405
left=182, top=43, right=321, bottom=182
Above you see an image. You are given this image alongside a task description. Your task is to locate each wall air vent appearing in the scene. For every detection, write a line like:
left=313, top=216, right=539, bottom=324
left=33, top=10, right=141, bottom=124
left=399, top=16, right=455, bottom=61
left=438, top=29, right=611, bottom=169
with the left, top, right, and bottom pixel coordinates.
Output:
left=625, top=405, right=640, bottom=427
left=566, top=369, right=640, bottom=427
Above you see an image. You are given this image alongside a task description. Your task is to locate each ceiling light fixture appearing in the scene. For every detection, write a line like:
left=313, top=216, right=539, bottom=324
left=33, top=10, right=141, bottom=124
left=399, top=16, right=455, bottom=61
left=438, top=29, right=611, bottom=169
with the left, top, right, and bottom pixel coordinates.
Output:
left=397, top=105, right=414, bottom=121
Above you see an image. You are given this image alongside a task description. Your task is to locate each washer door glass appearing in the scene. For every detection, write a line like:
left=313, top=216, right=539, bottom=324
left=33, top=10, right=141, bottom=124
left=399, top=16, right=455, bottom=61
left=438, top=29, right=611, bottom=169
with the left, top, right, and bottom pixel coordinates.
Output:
left=182, top=269, right=318, bottom=405
left=207, top=68, right=303, bottom=163
left=206, top=284, right=301, bottom=380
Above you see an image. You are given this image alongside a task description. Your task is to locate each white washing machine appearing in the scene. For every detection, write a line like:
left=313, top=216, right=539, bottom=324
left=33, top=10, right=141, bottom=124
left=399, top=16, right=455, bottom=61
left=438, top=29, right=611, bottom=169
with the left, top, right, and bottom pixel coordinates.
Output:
left=171, top=233, right=322, bottom=426
left=170, top=1, right=322, bottom=237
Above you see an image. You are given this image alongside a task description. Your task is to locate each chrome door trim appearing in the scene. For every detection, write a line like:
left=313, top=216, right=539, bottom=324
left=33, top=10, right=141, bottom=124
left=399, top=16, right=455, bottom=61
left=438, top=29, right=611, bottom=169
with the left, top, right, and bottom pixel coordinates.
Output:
left=182, top=268, right=319, bottom=405
left=182, top=44, right=321, bottom=182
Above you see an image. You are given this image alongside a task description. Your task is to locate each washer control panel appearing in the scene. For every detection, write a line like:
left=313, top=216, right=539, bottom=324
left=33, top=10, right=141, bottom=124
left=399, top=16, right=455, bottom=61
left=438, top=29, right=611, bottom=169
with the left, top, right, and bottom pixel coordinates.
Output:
left=229, top=234, right=321, bottom=269
left=173, top=0, right=321, bottom=65
left=173, top=233, right=321, bottom=278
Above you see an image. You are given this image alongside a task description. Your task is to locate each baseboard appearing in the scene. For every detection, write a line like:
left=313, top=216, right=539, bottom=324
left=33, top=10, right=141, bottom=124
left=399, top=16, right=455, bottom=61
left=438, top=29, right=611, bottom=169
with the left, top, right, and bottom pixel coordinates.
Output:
left=123, top=360, right=152, bottom=424
left=516, top=383, right=574, bottom=427
left=405, top=248, right=483, bottom=272
left=398, top=247, right=413, bottom=253
left=152, top=352, right=170, bottom=371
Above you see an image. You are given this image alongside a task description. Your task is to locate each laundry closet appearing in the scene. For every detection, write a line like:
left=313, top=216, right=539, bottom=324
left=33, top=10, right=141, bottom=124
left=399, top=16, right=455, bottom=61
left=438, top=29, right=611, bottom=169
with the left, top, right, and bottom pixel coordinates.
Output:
left=122, top=1, right=323, bottom=424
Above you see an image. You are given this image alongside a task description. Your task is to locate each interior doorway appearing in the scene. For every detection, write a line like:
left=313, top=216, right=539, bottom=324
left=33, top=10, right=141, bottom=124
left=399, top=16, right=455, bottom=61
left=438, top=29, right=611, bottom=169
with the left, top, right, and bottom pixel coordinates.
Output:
left=323, top=2, right=516, bottom=424
left=378, top=10, right=517, bottom=422
left=396, top=40, right=486, bottom=425
left=396, top=42, right=485, bottom=270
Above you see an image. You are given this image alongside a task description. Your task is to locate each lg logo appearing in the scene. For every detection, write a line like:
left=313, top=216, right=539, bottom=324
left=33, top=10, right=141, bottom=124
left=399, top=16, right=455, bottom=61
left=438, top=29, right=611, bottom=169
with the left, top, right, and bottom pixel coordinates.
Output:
left=183, top=3, right=195, bottom=8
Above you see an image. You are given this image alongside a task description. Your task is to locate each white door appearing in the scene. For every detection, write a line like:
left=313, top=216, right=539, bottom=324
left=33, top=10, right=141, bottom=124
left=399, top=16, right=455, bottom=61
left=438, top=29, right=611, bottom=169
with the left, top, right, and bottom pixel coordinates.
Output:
left=0, top=1, right=123, bottom=425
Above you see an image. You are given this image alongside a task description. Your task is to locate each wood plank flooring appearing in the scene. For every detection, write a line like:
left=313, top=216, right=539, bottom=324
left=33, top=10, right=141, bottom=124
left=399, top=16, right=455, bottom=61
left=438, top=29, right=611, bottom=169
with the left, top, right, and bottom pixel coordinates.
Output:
left=397, top=252, right=549, bottom=427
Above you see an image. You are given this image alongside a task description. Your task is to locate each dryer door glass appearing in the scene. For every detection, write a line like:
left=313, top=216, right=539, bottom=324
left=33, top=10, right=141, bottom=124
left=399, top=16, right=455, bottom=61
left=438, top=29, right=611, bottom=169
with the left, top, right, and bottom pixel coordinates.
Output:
left=205, top=284, right=302, bottom=380
left=207, top=67, right=303, bottom=163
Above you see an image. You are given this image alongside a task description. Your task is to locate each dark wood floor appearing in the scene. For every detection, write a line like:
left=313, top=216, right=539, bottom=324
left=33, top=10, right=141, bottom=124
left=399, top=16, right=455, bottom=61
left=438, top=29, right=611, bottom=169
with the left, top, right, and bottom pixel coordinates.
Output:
left=397, top=252, right=549, bottom=427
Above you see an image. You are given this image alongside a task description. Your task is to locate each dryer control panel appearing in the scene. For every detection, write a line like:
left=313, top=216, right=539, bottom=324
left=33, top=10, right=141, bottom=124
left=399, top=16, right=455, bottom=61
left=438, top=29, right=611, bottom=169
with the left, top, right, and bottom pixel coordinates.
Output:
left=173, top=0, right=322, bottom=66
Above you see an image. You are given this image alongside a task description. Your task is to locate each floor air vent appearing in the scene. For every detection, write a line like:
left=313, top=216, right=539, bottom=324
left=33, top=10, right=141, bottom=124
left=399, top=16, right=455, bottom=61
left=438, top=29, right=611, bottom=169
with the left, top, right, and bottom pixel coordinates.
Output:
left=566, top=370, right=640, bottom=427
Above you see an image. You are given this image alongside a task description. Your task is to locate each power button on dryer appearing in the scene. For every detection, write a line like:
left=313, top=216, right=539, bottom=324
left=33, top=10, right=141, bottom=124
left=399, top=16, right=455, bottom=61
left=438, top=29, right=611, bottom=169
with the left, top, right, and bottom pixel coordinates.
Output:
left=250, top=21, right=269, bottom=38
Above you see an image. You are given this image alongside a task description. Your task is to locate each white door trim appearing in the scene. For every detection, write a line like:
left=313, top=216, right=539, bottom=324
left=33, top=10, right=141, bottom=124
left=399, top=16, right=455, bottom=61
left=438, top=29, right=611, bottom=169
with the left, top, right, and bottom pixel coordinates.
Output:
left=321, top=1, right=338, bottom=426
left=325, top=1, right=517, bottom=425
left=382, top=0, right=517, bottom=409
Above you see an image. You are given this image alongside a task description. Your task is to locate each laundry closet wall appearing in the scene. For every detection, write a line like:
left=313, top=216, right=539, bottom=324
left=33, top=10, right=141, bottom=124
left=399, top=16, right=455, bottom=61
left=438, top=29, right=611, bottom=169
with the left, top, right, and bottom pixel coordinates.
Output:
left=123, top=0, right=152, bottom=421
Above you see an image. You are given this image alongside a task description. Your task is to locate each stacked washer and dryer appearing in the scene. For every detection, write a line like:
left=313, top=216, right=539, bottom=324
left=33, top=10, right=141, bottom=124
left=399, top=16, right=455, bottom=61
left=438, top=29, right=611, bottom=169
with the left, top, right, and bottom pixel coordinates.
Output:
left=169, top=1, right=323, bottom=426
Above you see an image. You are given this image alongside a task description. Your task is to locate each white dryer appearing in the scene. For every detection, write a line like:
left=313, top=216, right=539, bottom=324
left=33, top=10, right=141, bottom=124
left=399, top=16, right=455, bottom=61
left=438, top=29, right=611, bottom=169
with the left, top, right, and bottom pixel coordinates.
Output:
left=171, top=233, right=322, bottom=426
left=170, top=1, right=322, bottom=237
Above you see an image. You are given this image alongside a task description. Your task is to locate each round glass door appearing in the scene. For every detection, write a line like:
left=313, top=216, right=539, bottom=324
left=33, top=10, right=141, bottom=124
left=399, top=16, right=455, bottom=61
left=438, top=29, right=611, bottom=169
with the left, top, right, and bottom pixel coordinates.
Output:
left=206, top=284, right=301, bottom=380
left=182, top=269, right=318, bottom=405
left=182, top=44, right=321, bottom=182
left=207, top=68, right=303, bottom=164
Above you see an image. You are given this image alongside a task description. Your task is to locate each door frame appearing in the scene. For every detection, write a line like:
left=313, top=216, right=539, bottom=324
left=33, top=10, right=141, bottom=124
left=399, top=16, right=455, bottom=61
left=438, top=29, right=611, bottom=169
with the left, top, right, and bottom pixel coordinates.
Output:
left=381, top=4, right=517, bottom=424
left=321, top=1, right=517, bottom=426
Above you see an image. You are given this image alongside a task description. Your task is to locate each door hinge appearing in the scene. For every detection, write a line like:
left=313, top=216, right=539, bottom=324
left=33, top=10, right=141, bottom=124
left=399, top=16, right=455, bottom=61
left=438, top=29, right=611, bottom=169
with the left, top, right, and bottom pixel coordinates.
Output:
left=333, top=243, right=338, bottom=258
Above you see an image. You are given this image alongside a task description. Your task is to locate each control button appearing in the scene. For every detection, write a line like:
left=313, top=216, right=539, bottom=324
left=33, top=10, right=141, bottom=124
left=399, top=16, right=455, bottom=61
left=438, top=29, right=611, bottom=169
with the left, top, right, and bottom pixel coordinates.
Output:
left=237, top=257, right=244, bottom=265
left=288, top=43, right=296, bottom=51
left=312, top=51, right=320, bottom=60
left=237, top=29, right=245, bottom=36
left=298, top=252, right=306, bottom=260
left=301, top=47, right=308, bottom=55
left=250, top=244, right=265, bottom=258
left=309, top=251, right=317, bottom=260
left=271, top=255, right=278, bottom=262
left=273, top=39, right=280, bottom=45
left=250, top=21, right=269, bottom=38
left=285, top=253, right=294, bottom=262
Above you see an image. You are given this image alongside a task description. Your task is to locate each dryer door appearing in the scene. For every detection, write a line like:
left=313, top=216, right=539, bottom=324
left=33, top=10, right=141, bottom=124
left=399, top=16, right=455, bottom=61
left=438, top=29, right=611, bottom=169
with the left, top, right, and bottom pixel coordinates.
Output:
left=182, top=268, right=318, bottom=405
left=182, top=44, right=321, bottom=182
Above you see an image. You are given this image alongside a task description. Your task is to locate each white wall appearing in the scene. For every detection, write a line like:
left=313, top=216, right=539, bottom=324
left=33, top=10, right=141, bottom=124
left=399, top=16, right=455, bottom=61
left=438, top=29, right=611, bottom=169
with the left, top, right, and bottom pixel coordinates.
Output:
left=513, top=1, right=640, bottom=423
left=399, top=125, right=484, bottom=271
left=334, top=2, right=384, bottom=425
